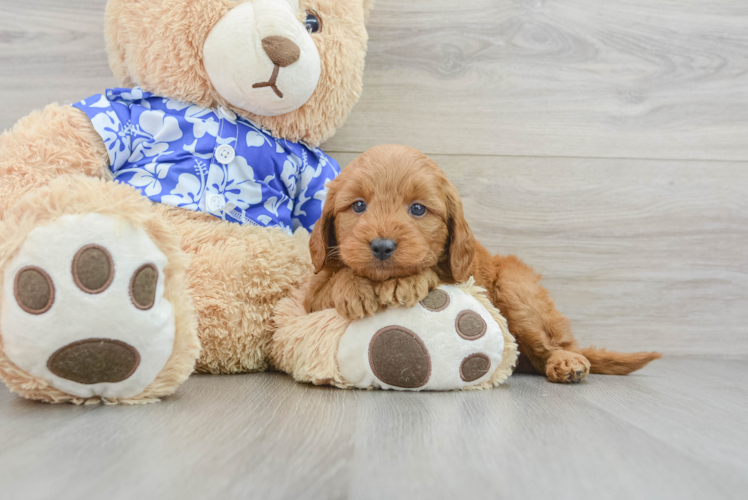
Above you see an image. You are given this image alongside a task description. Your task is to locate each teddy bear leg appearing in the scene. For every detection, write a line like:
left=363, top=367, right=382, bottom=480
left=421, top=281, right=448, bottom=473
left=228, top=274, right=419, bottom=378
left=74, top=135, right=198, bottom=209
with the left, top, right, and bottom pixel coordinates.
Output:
left=0, top=103, right=109, bottom=216
left=270, top=286, right=353, bottom=387
left=0, top=176, right=199, bottom=404
left=149, top=206, right=314, bottom=374
left=272, top=283, right=518, bottom=391
left=335, top=286, right=510, bottom=391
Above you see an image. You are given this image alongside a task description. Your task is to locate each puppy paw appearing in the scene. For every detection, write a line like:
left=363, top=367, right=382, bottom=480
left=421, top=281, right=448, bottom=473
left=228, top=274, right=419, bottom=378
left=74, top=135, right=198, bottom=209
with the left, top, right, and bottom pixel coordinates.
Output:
left=331, top=269, right=380, bottom=319
left=336, top=294, right=380, bottom=320
left=545, top=350, right=591, bottom=384
left=375, top=269, right=439, bottom=308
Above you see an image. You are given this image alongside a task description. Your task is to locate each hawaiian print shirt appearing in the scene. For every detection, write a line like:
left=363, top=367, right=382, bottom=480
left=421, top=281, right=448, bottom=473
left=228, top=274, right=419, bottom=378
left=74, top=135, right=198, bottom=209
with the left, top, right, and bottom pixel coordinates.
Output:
left=74, top=87, right=340, bottom=233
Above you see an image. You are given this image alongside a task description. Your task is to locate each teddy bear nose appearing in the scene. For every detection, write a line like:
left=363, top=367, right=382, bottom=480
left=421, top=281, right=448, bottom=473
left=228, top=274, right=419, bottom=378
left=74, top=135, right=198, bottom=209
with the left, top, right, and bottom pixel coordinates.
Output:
left=261, top=36, right=301, bottom=68
left=371, top=238, right=397, bottom=261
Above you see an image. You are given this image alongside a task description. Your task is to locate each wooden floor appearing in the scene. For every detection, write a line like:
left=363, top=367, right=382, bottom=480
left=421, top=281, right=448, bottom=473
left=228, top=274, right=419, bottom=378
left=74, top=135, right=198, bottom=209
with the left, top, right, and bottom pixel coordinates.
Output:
left=1, top=1, right=747, bottom=499
left=0, top=357, right=746, bottom=500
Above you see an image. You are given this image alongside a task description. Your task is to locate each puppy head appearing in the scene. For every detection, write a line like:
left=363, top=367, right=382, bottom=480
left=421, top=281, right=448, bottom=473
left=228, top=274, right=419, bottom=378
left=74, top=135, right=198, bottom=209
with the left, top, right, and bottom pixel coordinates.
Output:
left=310, top=145, right=475, bottom=282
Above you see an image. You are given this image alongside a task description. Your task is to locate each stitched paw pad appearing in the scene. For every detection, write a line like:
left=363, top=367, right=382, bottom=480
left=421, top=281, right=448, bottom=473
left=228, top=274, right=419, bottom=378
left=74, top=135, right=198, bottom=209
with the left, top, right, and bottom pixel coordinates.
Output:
left=1, top=214, right=175, bottom=399
left=337, top=286, right=505, bottom=390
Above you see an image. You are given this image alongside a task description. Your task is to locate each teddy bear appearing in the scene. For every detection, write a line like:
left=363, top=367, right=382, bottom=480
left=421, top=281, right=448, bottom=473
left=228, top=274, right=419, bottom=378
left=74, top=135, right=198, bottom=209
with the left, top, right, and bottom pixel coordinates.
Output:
left=0, top=0, right=374, bottom=404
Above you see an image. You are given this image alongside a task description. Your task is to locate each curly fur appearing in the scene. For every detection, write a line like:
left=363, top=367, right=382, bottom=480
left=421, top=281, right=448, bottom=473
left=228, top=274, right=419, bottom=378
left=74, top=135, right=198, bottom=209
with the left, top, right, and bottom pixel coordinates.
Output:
left=306, top=145, right=662, bottom=383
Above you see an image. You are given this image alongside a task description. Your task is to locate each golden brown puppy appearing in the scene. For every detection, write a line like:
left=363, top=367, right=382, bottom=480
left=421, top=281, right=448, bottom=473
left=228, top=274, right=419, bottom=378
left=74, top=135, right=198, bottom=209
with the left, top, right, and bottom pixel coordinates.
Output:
left=306, top=144, right=661, bottom=383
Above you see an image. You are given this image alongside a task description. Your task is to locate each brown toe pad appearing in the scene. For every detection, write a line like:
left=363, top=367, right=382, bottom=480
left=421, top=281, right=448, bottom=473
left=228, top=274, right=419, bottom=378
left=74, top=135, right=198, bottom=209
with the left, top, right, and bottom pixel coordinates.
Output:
left=460, top=353, right=491, bottom=382
left=455, top=310, right=487, bottom=340
left=14, top=266, right=55, bottom=315
left=73, top=245, right=114, bottom=294
left=420, top=289, right=450, bottom=312
left=130, top=264, right=158, bottom=310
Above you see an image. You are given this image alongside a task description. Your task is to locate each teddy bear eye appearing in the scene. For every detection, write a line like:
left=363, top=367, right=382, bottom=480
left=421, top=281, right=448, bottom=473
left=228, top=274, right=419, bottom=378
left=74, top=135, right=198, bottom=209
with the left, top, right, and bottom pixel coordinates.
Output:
left=352, top=200, right=367, bottom=213
left=304, top=11, right=322, bottom=34
left=409, top=203, right=427, bottom=217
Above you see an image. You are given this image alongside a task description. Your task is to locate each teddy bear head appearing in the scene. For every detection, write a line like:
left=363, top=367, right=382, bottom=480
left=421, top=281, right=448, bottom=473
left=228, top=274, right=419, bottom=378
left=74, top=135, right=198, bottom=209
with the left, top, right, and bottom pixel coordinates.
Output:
left=105, top=0, right=373, bottom=146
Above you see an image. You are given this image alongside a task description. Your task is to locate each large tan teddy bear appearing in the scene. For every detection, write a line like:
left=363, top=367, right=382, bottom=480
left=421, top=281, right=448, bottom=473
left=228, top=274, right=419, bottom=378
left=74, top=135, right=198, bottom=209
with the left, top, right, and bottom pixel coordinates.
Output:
left=0, top=0, right=373, bottom=404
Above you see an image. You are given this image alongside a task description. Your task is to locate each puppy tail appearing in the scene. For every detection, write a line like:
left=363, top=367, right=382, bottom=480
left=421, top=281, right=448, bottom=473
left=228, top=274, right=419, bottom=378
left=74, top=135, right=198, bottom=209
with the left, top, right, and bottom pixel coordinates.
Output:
left=575, top=347, right=662, bottom=375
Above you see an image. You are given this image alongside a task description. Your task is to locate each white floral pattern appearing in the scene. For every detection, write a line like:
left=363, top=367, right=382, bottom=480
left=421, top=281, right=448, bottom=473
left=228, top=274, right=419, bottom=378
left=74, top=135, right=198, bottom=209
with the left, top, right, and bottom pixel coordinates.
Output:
left=74, top=88, right=340, bottom=232
left=89, top=110, right=131, bottom=171
left=128, top=111, right=183, bottom=162
left=119, top=161, right=174, bottom=197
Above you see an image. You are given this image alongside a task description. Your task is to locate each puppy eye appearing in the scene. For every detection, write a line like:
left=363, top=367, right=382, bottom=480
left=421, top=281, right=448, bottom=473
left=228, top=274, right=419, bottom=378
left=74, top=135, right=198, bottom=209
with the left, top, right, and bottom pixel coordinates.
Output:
left=409, top=203, right=427, bottom=217
left=304, top=10, right=322, bottom=33
left=352, top=200, right=367, bottom=213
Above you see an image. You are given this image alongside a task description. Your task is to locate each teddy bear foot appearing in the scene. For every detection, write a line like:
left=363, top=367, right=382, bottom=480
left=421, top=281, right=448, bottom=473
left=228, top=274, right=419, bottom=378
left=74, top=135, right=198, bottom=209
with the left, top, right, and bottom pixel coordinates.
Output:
left=272, top=281, right=519, bottom=391
left=1, top=212, right=180, bottom=401
left=338, top=286, right=510, bottom=391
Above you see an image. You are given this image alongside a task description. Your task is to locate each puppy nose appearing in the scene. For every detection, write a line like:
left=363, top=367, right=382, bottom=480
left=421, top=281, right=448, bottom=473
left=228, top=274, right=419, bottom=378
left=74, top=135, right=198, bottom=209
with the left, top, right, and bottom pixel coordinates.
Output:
left=261, top=36, right=301, bottom=68
left=371, top=239, right=397, bottom=261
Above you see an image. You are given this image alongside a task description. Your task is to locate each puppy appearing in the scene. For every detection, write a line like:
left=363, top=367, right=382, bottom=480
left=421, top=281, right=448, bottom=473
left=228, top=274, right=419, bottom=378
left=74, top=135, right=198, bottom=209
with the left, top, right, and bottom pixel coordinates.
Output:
left=305, top=144, right=661, bottom=383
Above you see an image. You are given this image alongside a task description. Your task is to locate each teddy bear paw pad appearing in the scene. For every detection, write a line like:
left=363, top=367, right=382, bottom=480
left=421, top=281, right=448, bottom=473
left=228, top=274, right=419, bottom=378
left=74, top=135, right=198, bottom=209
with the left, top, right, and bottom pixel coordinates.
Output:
left=1, top=213, right=175, bottom=399
left=337, top=286, right=505, bottom=391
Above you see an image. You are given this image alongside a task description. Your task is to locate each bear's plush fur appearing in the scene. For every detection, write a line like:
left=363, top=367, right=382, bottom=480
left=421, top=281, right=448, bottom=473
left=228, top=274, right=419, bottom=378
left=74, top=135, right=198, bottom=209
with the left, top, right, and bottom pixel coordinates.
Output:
left=0, top=0, right=373, bottom=403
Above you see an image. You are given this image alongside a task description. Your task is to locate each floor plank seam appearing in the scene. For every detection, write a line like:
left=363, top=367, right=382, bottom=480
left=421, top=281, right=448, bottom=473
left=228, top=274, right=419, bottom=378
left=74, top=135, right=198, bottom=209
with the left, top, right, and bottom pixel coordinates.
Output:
left=324, top=150, right=748, bottom=164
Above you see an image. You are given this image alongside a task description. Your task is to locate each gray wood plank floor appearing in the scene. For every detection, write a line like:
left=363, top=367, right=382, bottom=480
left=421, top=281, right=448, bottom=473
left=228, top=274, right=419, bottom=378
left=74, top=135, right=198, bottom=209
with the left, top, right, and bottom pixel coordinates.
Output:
left=1, top=1, right=747, bottom=499
left=0, top=357, right=746, bottom=500
left=326, top=0, right=748, bottom=161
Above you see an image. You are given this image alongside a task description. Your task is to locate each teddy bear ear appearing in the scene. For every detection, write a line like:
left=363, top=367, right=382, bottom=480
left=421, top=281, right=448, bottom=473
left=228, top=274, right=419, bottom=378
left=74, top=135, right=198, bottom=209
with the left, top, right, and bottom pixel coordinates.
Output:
left=364, top=0, right=375, bottom=22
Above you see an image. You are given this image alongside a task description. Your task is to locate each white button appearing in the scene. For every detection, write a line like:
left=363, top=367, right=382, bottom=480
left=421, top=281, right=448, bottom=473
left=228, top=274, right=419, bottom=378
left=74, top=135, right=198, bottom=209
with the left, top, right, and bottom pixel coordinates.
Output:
left=219, top=106, right=236, bottom=121
left=208, top=194, right=226, bottom=212
left=215, top=144, right=235, bottom=165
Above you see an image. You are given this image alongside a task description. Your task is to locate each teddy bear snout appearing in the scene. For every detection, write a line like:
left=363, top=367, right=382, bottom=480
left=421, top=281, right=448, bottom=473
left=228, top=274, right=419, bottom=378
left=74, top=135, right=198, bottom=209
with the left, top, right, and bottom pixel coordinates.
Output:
left=261, top=36, right=301, bottom=68
left=203, top=0, right=321, bottom=116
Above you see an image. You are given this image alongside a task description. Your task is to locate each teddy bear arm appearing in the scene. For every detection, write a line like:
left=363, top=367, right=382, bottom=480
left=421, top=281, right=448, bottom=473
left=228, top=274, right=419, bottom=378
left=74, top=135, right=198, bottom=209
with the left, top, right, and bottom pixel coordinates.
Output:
left=0, top=104, right=110, bottom=216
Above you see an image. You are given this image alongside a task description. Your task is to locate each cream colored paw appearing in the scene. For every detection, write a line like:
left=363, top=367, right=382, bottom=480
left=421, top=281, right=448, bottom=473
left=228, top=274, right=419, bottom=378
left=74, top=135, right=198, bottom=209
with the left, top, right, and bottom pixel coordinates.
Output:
left=1, top=213, right=175, bottom=399
left=337, top=286, right=505, bottom=391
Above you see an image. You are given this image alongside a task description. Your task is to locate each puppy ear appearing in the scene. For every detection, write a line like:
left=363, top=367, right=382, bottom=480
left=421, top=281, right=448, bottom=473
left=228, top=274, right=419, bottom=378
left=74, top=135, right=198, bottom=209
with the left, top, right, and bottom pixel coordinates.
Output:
left=442, top=181, right=476, bottom=282
left=309, top=180, right=339, bottom=273
left=363, top=0, right=375, bottom=22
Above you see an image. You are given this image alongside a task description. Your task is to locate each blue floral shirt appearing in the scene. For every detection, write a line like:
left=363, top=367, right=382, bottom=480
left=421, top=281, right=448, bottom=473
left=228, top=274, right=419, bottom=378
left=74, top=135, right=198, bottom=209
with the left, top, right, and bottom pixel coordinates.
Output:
left=74, top=87, right=340, bottom=233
